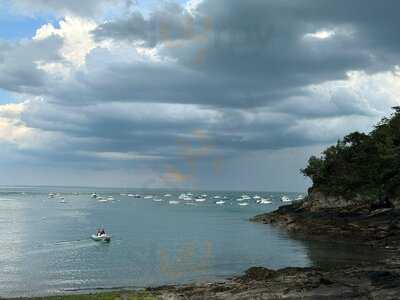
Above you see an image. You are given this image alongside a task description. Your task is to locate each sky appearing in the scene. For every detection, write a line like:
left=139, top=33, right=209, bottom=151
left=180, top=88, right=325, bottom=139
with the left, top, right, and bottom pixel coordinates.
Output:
left=0, top=0, right=399, bottom=191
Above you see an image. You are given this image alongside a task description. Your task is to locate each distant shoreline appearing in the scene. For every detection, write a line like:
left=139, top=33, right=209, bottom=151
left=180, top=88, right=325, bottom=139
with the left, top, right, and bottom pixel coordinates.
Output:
left=0, top=185, right=306, bottom=194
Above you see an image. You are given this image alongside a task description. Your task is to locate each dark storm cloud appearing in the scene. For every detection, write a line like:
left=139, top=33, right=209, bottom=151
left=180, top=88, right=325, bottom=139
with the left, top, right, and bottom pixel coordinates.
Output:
left=4, top=0, right=398, bottom=109
left=0, top=0, right=398, bottom=178
left=48, top=54, right=275, bottom=108
left=93, top=0, right=400, bottom=104
left=0, top=36, right=63, bottom=93
left=18, top=99, right=344, bottom=168
left=94, top=2, right=192, bottom=47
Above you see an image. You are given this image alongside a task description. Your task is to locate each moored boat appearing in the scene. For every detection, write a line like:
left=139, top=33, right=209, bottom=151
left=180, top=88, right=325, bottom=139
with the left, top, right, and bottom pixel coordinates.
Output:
left=91, top=234, right=111, bottom=242
left=257, top=198, right=272, bottom=204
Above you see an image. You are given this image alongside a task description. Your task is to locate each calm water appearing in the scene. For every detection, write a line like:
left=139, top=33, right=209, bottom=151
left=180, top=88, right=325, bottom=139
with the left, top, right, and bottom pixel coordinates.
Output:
left=0, top=187, right=381, bottom=297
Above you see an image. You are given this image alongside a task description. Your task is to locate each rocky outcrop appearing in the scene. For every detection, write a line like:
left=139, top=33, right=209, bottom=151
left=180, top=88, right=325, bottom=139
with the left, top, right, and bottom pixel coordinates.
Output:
left=299, top=189, right=375, bottom=212
left=251, top=196, right=400, bottom=247
left=149, top=262, right=400, bottom=299
left=301, top=188, right=400, bottom=211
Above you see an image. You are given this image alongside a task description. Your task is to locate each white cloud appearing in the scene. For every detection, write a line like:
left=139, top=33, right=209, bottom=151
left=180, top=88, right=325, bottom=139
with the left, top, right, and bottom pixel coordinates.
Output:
left=313, top=69, right=400, bottom=114
left=0, top=102, right=25, bottom=118
left=0, top=102, right=34, bottom=145
left=33, top=16, right=98, bottom=68
left=0, top=119, right=32, bottom=144
left=305, top=30, right=335, bottom=40
left=185, top=0, right=203, bottom=16
left=89, top=151, right=165, bottom=161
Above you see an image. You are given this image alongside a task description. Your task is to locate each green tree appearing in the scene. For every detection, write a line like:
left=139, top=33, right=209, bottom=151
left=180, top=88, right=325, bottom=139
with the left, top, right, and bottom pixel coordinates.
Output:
left=302, top=107, right=400, bottom=200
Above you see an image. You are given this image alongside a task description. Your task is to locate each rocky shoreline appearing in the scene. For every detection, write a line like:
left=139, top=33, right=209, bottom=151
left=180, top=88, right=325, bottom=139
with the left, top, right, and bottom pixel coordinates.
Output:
left=147, top=262, right=400, bottom=299
left=251, top=194, right=400, bottom=248
left=12, top=262, right=400, bottom=300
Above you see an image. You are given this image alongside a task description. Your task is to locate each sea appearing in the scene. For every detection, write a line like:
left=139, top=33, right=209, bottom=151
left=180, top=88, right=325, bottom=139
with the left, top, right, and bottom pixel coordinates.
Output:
left=0, top=186, right=382, bottom=297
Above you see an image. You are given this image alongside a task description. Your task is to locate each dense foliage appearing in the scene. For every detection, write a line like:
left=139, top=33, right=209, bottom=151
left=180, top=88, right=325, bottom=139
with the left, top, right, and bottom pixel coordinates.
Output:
left=302, top=107, right=400, bottom=200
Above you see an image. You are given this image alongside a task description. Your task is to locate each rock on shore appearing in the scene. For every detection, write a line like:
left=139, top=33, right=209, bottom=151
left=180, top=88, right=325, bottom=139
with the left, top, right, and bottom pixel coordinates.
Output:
left=150, top=263, right=400, bottom=299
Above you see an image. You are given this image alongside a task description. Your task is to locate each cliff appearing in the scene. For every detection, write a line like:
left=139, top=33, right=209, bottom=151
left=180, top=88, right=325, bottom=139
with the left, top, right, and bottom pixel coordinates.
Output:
left=252, top=188, right=400, bottom=248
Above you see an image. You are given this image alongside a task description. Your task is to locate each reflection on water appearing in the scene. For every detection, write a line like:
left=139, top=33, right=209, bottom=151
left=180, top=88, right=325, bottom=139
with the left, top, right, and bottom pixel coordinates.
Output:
left=294, top=237, right=391, bottom=269
left=0, top=186, right=381, bottom=297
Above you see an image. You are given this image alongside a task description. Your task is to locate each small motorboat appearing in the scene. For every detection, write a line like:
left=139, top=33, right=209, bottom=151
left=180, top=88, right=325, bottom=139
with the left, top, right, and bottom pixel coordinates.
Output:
left=127, top=194, right=141, bottom=198
left=91, top=234, right=111, bottom=242
left=257, top=198, right=272, bottom=204
left=179, top=194, right=192, bottom=201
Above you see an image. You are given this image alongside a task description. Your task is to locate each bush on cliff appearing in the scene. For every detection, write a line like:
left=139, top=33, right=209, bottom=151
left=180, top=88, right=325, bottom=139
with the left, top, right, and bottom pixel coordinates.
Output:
left=302, top=107, right=400, bottom=201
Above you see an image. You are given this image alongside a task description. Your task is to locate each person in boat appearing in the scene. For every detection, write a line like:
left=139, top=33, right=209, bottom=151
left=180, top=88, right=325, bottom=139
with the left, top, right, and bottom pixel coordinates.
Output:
left=100, top=229, right=106, bottom=236
left=96, top=229, right=101, bottom=236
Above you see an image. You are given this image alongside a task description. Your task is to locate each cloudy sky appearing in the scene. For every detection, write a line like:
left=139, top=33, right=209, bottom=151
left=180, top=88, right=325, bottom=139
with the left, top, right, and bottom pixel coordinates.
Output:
left=0, top=0, right=398, bottom=191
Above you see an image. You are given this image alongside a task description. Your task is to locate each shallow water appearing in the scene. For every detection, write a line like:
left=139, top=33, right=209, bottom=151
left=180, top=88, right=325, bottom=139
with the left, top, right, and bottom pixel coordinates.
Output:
left=0, top=186, right=381, bottom=297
